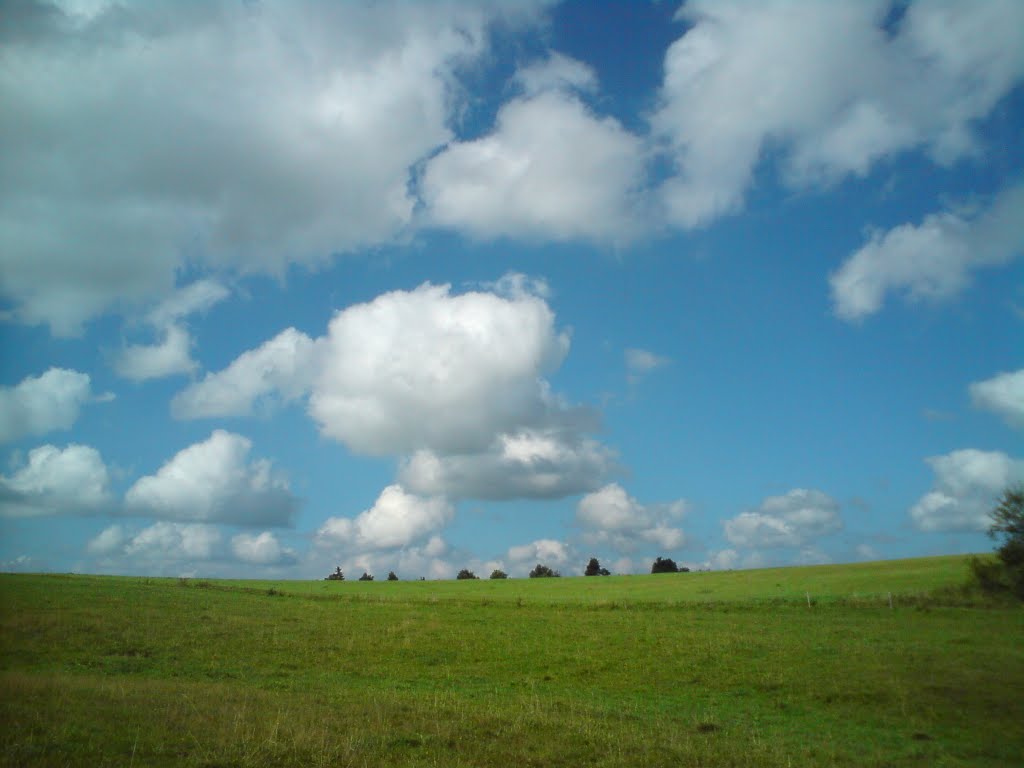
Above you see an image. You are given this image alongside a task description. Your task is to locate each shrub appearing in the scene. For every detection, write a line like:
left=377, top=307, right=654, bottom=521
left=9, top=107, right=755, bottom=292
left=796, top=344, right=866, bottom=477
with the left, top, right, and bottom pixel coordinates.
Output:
left=489, top=569, right=508, bottom=579
left=529, top=563, right=560, bottom=578
left=456, top=569, right=478, bottom=580
left=651, top=556, right=679, bottom=574
left=358, top=572, right=374, bottom=581
left=387, top=571, right=399, bottom=581
left=973, top=485, right=1024, bottom=599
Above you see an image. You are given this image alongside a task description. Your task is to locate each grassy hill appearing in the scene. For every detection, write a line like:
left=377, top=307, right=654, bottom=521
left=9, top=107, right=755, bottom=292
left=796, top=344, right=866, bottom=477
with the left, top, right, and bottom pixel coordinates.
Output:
left=2, top=555, right=1021, bottom=767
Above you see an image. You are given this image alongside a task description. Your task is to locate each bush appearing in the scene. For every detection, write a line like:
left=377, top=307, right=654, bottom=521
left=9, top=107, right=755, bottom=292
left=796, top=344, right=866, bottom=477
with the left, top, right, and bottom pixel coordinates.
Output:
left=651, top=556, right=679, bottom=574
left=529, top=563, right=560, bottom=578
left=584, top=557, right=610, bottom=576
left=489, top=569, right=508, bottom=579
left=325, top=567, right=344, bottom=581
left=357, top=572, right=374, bottom=581
left=387, top=571, right=399, bottom=581
left=973, top=485, right=1024, bottom=599
left=456, top=569, right=478, bottom=580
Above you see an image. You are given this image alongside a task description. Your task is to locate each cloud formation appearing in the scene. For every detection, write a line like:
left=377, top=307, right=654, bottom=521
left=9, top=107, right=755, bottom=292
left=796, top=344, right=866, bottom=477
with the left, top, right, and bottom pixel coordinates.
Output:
left=576, top=483, right=688, bottom=553
left=724, top=489, right=842, bottom=548
left=0, top=443, right=113, bottom=517
left=231, top=531, right=298, bottom=566
left=124, top=430, right=299, bottom=526
left=0, top=1, right=542, bottom=334
left=830, top=183, right=1024, bottom=320
left=653, top=0, right=1024, bottom=228
left=910, top=449, right=1024, bottom=531
left=315, top=485, right=454, bottom=552
left=970, top=369, right=1024, bottom=429
left=0, top=369, right=100, bottom=443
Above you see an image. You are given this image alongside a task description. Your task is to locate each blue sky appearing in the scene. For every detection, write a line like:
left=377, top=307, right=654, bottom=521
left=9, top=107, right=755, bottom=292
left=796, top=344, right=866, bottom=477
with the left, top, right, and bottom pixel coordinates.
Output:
left=1, top=0, right=1022, bottom=579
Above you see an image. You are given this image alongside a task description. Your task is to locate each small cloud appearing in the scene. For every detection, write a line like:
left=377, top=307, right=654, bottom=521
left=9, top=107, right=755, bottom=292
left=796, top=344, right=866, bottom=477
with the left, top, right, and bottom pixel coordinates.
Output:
left=970, top=369, right=1024, bottom=430
left=625, top=348, right=670, bottom=375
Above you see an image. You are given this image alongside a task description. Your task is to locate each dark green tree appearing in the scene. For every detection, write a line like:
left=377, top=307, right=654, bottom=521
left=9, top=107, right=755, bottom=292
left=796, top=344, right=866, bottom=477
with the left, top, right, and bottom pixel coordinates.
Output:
left=585, top=557, right=610, bottom=576
left=325, top=566, right=344, bottom=581
left=358, top=572, right=374, bottom=581
left=387, top=571, right=399, bottom=581
left=529, top=563, right=560, bottom=578
left=973, top=485, right=1024, bottom=599
left=651, top=556, right=679, bottom=574
left=489, top=569, right=509, bottom=579
left=456, top=569, right=479, bottom=580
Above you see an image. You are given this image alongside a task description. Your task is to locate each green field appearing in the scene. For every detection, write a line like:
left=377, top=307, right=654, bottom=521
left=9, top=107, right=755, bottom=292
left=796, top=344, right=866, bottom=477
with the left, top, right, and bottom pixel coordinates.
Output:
left=2, top=555, right=1022, bottom=767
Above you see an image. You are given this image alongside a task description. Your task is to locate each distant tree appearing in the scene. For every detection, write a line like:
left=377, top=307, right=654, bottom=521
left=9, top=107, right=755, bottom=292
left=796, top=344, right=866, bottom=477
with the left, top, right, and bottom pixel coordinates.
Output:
left=529, top=563, right=560, bottom=578
left=358, top=572, right=374, bottom=581
left=651, top=556, right=679, bottom=574
left=325, top=566, right=345, bottom=581
left=387, top=571, right=399, bottom=581
left=489, top=569, right=508, bottom=579
left=456, top=568, right=479, bottom=580
left=585, top=557, right=610, bottom=576
left=972, top=485, right=1024, bottom=599
left=679, top=566, right=691, bottom=573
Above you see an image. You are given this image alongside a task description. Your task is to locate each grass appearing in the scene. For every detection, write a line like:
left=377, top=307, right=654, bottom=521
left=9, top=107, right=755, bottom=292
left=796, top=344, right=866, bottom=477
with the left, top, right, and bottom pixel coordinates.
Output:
left=1, top=555, right=1022, bottom=767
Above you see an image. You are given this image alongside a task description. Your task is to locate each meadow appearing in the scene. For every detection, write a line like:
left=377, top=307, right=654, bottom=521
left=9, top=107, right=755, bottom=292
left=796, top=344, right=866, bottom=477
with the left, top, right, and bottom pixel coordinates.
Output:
left=1, top=555, right=1022, bottom=767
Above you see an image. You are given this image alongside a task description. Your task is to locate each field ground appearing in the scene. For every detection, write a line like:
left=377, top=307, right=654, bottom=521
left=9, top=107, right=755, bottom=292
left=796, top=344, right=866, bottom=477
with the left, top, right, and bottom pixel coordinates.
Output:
left=1, top=555, right=1022, bottom=767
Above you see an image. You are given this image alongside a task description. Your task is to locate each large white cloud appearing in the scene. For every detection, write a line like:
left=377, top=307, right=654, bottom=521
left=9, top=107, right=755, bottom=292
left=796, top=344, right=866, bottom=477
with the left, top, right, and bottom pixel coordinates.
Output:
left=315, top=485, right=453, bottom=551
left=231, top=531, right=298, bottom=566
left=172, top=328, right=317, bottom=419
left=576, top=483, right=688, bottom=554
left=88, top=522, right=222, bottom=563
left=398, top=429, right=614, bottom=500
left=0, top=368, right=100, bottom=443
left=724, top=489, right=842, bottom=549
left=970, top=369, right=1024, bottom=430
left=910, top=449, right=1024, bottom=532
left=309, top=280, right=570, bottom=455
left=830, top=183, right=1024, bottom=320
left=653, top=0, right=1024, bottom=228
left=124, top=430, right=298, bottom=526
left=0, top=443, right=113, bottom=517
left=421, top=64, right=647, bottom=242
left=0, top=1, right=544, bottom=334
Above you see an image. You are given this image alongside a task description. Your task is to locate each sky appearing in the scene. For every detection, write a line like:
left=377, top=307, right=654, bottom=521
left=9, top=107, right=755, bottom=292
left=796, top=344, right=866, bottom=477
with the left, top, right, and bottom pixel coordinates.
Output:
left=1, top=0, right=1022, bottom=580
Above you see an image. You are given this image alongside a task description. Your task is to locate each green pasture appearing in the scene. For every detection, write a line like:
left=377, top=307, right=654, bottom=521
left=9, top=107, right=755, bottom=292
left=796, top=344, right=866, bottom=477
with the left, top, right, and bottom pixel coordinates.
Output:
left=1, top=555, right=1022, bottom=767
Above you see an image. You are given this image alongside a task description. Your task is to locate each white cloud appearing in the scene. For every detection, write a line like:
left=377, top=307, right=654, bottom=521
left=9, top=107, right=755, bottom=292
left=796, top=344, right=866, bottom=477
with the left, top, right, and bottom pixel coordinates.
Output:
left=114, top=325, right=196, bottom=381
left=910, top=449, right=1024, bottom=532
left=172, top=328, right=317, bottom=419
left=0, top=2, right=543, bottom=334
left=576, top=483, right=688, bottom=554
left=315, top=485, right=453, bottom=552
left=653, top=0, right=1024, bottom=228
left=514, top=52, right=598, bottom=97
left=830, top=183, right=1024, bottom=320
left=146, top=279, right=230, bottom=329
left=124, top=430, right=298, bottom=526
left=0, top=443, right=113, bottom=517
left=0, top=368, right=98, bottom=443
left=87, top=524, right=127, bottom=556
left=398, top=429, right=613, bottom=500
left=125, top=522, right=222, bottom=561
left=507, top=538, right=569, bottom=575
left=970, top=369, right=1024, bottom=429
left=625, top=348, right=669, bottom=375
left=724, top=489, right=842, bottom=548
left=309, top=280, right=570, bottom=455
left=421, top=88, right=647, bottom=243
left=231, top=531, right=297, bottom=566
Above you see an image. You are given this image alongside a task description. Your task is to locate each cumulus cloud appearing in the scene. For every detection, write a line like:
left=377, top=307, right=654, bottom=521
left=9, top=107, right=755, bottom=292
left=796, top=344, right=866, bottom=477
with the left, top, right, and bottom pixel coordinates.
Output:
left=0, top=1, right=543, bottom=334
left=421, top=85, right=647, bottom=243
left=0, top=443, right=112, bottom=517
left=970, top=369, right=1024, bottom=429
left=653, top=1, right=1024, bottom=228
left=0, top=368, right=101, bottom=443
left=124, top=430, right=298, bottom=526
left=231, top=531, right=297, bottom=566
left=398, top=429, right=614, bottom=500
left=830, top=183, right=1024, bottom=320
left=172, top=328, right=317, bottom=419
left=114, top=279, right=230, bottom=381
left=315, top=485, right=454, bottom=552
left=576, top=483, right=688, bottom=554
left=724, top=489, right=842, bottom=549
left=506, top=538, right=569, bottom=574
left=909, top=449, right=1024, bottom=532
left=309, top=280, right=570, bottom=455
